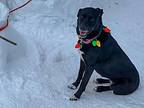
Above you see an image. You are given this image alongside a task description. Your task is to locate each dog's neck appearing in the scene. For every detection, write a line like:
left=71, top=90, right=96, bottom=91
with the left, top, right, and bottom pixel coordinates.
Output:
left=75, top=25, right=111, bottom=50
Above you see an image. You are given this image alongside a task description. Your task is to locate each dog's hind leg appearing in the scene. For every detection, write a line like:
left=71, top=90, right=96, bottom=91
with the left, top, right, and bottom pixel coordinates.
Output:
left=68, top=59, right=85, bottom=90
left=111, top=79, right=139, bottom=95
left=94, top=86, right=112, bottom=92
left=94, top=78, right=112, bottom=84
left=93, top=79, right=113, bottom=92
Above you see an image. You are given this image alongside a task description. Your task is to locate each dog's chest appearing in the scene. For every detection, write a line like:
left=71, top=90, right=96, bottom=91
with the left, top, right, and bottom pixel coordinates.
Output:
left=79, top=50, right=85, bottom=61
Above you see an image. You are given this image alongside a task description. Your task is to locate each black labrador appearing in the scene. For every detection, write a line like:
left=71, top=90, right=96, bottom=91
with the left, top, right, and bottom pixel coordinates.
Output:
left=68, top=7, right=140, bottom=101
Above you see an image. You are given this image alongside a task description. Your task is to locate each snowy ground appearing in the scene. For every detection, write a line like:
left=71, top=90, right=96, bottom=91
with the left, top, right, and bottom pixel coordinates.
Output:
left=0, top=0, right=144, bottom=108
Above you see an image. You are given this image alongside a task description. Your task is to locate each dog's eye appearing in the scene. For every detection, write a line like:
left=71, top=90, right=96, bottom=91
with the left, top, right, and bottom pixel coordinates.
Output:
left=80, top=15, right=86, bottom=19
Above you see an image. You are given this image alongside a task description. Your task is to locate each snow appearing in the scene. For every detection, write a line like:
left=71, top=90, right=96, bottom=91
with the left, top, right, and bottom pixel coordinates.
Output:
left=0, top=2, right=9, bottom=26
left=0, top=0, right=144, bottom=108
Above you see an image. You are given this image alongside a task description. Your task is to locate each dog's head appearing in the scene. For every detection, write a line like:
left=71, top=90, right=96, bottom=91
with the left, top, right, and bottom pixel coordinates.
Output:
left=77, top=7, right=103, bottom=35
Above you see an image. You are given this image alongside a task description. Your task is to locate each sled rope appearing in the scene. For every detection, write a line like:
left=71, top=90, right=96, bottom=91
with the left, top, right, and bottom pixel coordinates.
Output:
left=9, top=0, right=32, bottom=13
left=0, top=35, right=17, bottom=45
left=0, top=20, right=9, bottom=31
left=0, top=0, right=32, bottom=32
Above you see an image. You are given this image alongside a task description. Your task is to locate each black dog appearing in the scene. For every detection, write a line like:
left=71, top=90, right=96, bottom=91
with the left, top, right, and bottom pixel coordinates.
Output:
left=68, top=7, right=140, bottom=101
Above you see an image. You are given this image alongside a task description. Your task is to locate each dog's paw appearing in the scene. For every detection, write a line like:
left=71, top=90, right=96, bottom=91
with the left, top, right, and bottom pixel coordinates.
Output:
left=93, top=86, right=98, bottom=92
left=93, top=86, right=111, bottom=92
left=93, top=86, right=106, bottom=92
left=69, top=95, right=79, bottom=101
left=94, top=86, right=103, bottom=92
left=68, top=84, right=77, bottom=90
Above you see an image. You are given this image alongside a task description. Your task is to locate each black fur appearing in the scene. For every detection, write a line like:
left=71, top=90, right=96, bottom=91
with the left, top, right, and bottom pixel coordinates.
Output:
left=70, top=7, right=140, bottom=99
left=95, top=78, right=111, bottom=84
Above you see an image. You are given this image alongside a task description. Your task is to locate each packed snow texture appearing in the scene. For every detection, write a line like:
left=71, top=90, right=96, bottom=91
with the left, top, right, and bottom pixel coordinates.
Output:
left=0, top=0, right=144, bottom=108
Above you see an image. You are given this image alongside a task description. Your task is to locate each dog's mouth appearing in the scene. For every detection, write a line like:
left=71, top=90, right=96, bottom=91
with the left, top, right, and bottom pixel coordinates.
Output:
left=80, top=31, right=89, bottom=35
left=79, top=27, right=95, bottom=36
left=79, top=29, right=89, bottom=36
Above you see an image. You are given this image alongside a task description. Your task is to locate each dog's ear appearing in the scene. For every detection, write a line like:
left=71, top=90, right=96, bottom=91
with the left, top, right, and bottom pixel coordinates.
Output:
left=96, top=8, right=103, bottom=16
left=77, top=9, right=82, bottom=17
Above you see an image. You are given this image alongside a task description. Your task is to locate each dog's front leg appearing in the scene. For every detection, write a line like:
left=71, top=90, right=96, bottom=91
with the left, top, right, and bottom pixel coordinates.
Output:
left=70, top=65, right=94, bottom=100
left=68, top=59, right=85, bottom=90
left=72, top=59, right=86, bottom=87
